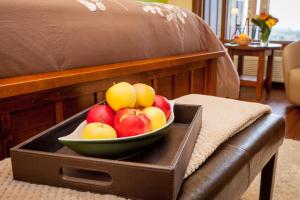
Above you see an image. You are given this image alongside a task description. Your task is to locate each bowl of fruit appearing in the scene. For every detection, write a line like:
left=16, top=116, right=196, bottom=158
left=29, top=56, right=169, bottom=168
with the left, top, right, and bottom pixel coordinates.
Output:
left=58, top=82, right=174, bottom=158
left=233, top=33, right=252, bottom=45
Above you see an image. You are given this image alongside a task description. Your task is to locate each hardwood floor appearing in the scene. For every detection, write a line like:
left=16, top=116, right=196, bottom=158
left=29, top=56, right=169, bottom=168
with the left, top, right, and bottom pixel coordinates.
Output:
left=239, top=84, right=300, bottom=141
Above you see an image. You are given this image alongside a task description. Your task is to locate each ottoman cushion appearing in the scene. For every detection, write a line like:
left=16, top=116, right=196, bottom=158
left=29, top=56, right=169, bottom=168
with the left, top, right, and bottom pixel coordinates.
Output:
left=179, top=114, right=285, bottom=200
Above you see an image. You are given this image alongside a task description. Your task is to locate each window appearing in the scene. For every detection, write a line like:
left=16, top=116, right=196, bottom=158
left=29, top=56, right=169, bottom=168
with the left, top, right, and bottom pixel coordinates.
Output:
left=269, top=0, right=300, bottom=41
left=226, top=0, right=249, bottom=39
left=203, top=0, right=223, bottom=37
left=202, top=0, right=250, bottom=40
left=191, top=0, right=298, bottom=42
left=170, top=0, right=223, bottom=37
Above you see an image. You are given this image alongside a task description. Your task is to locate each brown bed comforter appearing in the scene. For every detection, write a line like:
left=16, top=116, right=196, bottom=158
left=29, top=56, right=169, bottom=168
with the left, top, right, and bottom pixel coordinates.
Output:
left=0, top=0, right=239, bottom=98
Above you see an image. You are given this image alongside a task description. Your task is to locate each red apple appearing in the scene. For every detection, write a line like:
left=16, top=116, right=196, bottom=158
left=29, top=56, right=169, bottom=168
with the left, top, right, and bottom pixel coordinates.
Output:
left=86, top=105, right=115, bottom=126
left=153, top=95, right=171, bottom=120
left=114, top=109, right=151, bottom=138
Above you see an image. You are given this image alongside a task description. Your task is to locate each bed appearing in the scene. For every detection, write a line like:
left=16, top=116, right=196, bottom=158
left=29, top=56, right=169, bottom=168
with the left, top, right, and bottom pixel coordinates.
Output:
left=0, top=0, right=239, bottom=159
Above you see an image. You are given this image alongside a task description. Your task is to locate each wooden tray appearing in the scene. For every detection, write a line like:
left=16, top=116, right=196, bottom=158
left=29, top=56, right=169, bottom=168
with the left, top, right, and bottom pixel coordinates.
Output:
left=10, top=104, right=202, bottom=200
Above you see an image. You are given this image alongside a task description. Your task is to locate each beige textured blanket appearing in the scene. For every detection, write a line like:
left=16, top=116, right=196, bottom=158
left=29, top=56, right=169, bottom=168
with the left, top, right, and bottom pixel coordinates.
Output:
left=0, top=94, right=271, bottom=200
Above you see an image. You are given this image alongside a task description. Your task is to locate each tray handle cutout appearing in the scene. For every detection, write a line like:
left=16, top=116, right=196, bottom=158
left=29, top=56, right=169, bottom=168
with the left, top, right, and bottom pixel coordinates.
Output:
left=60, top=167, right=113, bottom=187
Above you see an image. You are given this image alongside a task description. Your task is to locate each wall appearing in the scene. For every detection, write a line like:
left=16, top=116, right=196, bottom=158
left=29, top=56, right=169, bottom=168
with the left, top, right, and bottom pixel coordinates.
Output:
left=260, top=0, right=270, bottom=11
left=168, top=0, right=192, bottom=10
left=248, top=0, right=257, bottom=17
left=141, top=0, right=168, bottom=3
left=141, top=0, right=193, bottom=11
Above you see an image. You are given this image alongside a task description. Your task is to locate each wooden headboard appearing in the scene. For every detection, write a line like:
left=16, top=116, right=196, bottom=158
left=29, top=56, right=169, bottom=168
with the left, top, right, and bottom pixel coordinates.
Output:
left=0, top=50, right=224, bottom=159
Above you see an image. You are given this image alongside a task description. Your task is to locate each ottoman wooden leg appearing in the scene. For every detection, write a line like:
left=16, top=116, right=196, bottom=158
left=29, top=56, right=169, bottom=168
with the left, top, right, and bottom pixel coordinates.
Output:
left=259, top=152, right=278, bottom=200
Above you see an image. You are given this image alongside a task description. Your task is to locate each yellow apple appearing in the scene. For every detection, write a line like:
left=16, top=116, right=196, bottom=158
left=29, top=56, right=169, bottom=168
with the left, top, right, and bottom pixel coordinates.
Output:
left=133, top=83, right=155, bottom=107
left=82, top=123, right=117, bottom=139
left=106, top=82, right=136, bottom=111
left=142, top=106, right=166, bottom=131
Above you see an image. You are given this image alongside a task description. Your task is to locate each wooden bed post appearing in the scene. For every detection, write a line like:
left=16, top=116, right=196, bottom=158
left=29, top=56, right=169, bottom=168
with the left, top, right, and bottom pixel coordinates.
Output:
left=204, top=58, right=218, bottom=95
left=192, top=0, right=204, bottom=17
left=0, top=113, right=11, bottom=159
left=220, top=0, right=228, bottom=43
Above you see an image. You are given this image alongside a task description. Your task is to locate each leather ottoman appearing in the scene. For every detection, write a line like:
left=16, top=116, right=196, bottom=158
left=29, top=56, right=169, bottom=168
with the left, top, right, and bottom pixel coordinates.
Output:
left=179, top=114, right=285, bottom=200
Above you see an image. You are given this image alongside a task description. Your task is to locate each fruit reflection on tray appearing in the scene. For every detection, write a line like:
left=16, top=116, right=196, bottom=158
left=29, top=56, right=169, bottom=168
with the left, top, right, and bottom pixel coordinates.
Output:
left=59, top=82, right=175, bottom=157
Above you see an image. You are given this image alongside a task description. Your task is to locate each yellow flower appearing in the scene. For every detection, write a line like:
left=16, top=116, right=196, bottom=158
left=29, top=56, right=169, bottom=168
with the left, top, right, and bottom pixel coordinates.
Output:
left=266, top=18, right=277, bottom=28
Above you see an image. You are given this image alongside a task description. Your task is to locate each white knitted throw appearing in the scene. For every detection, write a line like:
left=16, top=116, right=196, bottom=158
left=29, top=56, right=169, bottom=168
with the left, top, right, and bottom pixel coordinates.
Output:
left=0, top=94, right=271, bottom=200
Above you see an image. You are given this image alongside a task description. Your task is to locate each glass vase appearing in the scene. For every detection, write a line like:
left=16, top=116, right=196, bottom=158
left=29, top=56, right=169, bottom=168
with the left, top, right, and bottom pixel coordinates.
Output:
left=259, top=29, right=271, bottom=46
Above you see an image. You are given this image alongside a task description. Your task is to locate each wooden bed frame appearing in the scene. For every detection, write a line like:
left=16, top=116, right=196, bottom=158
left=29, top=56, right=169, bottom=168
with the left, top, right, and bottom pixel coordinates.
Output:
left=0, top=50, right=224, bottom=159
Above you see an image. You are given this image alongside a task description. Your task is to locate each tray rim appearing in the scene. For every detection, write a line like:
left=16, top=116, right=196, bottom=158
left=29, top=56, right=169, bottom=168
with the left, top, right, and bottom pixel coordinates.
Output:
left=11, top=103, right=202, bottom=171
left=170, top=103, right=202, bottom=167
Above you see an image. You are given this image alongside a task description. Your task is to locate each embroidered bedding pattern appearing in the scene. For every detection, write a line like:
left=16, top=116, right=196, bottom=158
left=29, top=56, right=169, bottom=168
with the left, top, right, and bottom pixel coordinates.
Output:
left=141, top=2, right=188, bottom=49
left=77, top=0, right=106, bottom=11
left=77, top=0, right=130, bottom=12
left=76, top=0, right=187, bottom=24
left=142, top=3, right=187, bottom=24
left=76, top=0, right=188, bottom=50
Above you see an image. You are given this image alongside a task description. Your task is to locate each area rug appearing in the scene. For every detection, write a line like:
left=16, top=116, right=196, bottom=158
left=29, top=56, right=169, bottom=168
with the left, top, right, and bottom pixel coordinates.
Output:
left=241, top=139, right=300, bottom=200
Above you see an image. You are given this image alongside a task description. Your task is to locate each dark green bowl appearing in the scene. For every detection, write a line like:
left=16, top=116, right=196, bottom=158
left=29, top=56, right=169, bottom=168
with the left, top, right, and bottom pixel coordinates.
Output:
left=58, top=101, right=175, bottom=158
